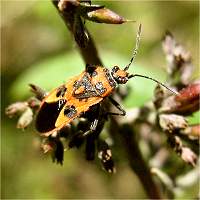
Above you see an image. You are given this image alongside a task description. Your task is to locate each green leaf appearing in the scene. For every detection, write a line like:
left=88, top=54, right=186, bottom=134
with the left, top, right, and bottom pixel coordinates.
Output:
left=9, top=51, right=84, bottom=100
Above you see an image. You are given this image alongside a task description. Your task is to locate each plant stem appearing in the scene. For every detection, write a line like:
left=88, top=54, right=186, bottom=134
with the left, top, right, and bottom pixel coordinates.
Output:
left=52, top=1, right=162, bottom=198
left=52, top=0, right=102, bottom=65
left=110, top=120, right=162, bottom=199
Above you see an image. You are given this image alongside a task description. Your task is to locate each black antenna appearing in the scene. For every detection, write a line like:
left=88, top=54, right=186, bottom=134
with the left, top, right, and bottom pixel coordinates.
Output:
left=124, top=23, right=142, bottom=71
left=128, top=74, right=179, bottom=95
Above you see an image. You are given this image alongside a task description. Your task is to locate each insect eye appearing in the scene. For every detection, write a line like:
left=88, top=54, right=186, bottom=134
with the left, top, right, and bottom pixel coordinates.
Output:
left=112, top=66, right=119, bottom=72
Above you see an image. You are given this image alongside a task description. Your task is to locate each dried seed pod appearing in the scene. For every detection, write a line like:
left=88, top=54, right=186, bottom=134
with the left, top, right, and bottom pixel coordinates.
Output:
left=159, top=114, right=188, bottom=132
left=5, top=102, right=28, bottom=118
left=85, top=8, right=133, bottom=24
left=17, top=107, right=33, bottom=129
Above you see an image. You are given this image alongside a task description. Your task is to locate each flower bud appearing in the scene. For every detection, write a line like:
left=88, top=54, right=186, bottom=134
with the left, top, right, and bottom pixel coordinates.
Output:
left=17, top=107, right=33, bottom=129
left=175, top=83, right=200, bottom=114
left=159, top=114, right=187, bottom=132
left=181, top=147, right=197, bottom=167
left=85, top=8, right=132, bottom=24
left=5, top=102, right=28, bottom=118
left=176, top=83, right=200, bottom=103
left=159, top=83, right=200, bottom=115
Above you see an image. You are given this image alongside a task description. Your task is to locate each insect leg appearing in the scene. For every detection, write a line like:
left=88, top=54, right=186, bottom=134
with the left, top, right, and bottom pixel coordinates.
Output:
left=82, top=118, right=99, bottom=136
left=85, top=134, right=96, bottom=160
left=68, top=105, right=100, bottom=149
left=68, top=130, right=85, bottom=149
left=106, top=96, right=126, bottom=116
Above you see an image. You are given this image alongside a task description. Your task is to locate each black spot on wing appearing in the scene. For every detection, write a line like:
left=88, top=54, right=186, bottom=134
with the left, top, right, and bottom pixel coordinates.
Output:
left=36, top=100, right=66, bottom=133
left=64, top=105, right=77, bottom=118
left=56, top=85, right=67, bottom=98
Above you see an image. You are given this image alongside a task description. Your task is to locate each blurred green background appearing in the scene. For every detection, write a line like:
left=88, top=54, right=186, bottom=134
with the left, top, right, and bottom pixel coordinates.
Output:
left=1, top=1, right=199, bottom=199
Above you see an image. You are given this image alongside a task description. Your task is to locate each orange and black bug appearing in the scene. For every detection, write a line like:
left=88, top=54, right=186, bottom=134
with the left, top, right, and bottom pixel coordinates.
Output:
left=36, top=24, right=178, bottom=138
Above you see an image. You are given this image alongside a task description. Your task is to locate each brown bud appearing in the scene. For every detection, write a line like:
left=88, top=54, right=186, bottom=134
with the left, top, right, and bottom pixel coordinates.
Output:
left=17, top=107, right=33, bottom=129
left=85, top=8, right=132, bottom=24
left=5, top=102, right=28, bottom=118
left=176, top=83, right=200, bottom=103
left=160, top=83, right=200, bottom=115
left=175, top=83, right=200, bottom=114
left=159, top=114, right=188, bottom=132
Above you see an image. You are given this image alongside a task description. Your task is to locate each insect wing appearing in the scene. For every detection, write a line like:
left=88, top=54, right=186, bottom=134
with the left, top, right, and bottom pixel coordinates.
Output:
left=36, top=100, right=66, bottom=133
left=35, top=73, right=86, bottom=133
left=35, top=83, right=69, bottom=133
left=55, top=96, right=103, bottom=128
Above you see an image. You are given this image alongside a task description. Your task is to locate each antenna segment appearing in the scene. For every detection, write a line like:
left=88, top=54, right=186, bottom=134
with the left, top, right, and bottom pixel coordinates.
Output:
left=124, top=23, right=142, bottom=71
